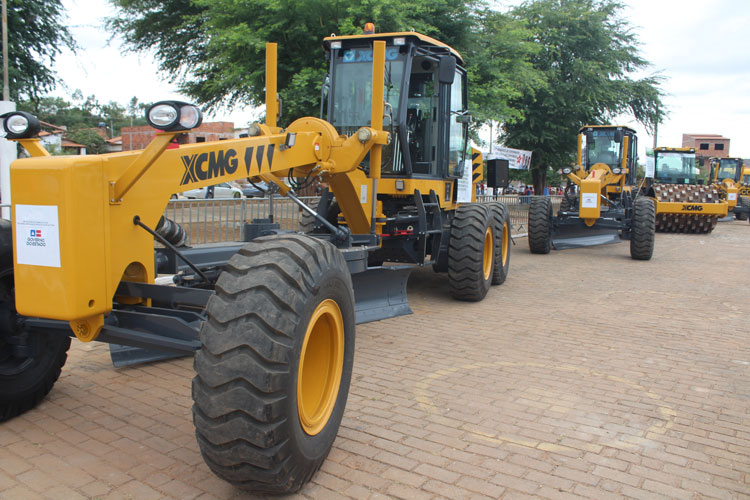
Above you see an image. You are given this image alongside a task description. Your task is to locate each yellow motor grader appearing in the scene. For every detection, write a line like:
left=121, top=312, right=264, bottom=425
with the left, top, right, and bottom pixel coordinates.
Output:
left=0, top=29, right=511, bottom=494
left=708, top=157, right=749, bottom=221
left=642, top=147, right=728, bottom=233
left=528, top=125, right=655, bottom=259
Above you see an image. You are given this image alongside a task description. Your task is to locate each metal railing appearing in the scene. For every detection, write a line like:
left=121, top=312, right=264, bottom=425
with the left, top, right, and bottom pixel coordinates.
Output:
left=164, top=195, right=562, bottom=245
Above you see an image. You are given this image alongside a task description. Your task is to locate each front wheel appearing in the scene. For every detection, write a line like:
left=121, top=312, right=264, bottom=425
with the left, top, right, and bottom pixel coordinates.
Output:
left=737, top=196, right=749, bottom=221
left=528, top=197, right=552, bottom=254
left=192, top=234, right=355, bottom=493
left=630, top=197, right=656, bottom=260
left=448, top=204, right=493, bottom=301
left=0, top=274, right=70, bottom=422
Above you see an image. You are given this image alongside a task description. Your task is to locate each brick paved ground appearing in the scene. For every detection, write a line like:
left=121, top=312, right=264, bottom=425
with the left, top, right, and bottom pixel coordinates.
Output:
left=1, top=220, right=749, bottom=500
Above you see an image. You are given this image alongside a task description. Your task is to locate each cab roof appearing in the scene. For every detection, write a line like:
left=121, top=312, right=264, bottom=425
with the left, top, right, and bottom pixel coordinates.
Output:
left=654, top=147, right=695, bottom=153
left=579, top=125, right=637, bottom=135
left=323, top=31, right=463, bottom=64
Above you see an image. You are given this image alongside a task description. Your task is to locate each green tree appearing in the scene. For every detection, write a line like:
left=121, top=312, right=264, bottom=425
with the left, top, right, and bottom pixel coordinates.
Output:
left=502, top=0, right=664, bottom=193
left=2, top=0, right=76, bottom=101
left=107, top=0, right=540, bottom=128
left=67, top=128, right=108, bottom=154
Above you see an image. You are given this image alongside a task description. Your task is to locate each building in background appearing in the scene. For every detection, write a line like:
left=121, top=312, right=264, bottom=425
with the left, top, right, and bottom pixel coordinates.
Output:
left=120, top=122, right=234, bottom=151
left=682, top=133, right=730, bottom=166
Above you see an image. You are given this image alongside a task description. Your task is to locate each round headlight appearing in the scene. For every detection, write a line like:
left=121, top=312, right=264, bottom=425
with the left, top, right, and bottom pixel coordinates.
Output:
left=148, top=104, right=179, bottom=128
left=7, top=115, right=29, bottom=134
left=247, top=123, right=262, bottom=137
left=562, top=167, right=572, bottom=175
left=357, top=128, right=372, bottom=143
left=612, top=167, right=622, bottom=175
left=1, top=111, right=41, bottom=139
left=146, top=101, right=201, bottom=131
left=179, top=105, right=202, bottom=129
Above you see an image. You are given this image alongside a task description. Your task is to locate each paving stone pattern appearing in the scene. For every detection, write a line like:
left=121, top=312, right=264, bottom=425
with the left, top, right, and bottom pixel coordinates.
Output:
left=1, top=221, right=749, bottom=499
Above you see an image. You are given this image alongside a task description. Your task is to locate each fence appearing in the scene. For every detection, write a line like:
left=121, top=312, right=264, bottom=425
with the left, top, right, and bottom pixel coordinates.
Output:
left=163, top=195, right=563, bottom=245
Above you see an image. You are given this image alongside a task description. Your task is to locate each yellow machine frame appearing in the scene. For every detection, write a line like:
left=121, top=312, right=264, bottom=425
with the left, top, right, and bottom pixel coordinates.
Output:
left=11, top=43, right=395, bottom=340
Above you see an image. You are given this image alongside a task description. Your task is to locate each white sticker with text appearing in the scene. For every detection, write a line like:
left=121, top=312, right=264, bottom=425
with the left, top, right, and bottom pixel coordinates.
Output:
left=581, top=193, right=598, bottom=208
left=15, top=205, right=61, bottom=268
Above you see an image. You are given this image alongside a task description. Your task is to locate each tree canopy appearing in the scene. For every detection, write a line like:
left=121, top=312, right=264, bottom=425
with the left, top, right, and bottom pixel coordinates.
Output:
left=502, top=0, right=664, bottom=191
left=2, top=0, right=76, bottom=101
left=106, top=0, right=540, bottom=127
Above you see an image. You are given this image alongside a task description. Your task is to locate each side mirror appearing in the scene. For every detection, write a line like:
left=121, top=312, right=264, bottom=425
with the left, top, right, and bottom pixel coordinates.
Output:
left=614, top=130, right=624, bottom=143
left=437, top=56, right=456, bottom=85
left=455, top=113, right=472, bottom=124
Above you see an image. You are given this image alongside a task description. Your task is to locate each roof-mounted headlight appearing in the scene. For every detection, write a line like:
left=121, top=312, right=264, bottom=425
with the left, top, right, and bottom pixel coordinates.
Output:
left=562, top=167, right=572, bottom=175
left=146, top=101, right=203, bottom=131
left=1, top=111, right=41, bottom=139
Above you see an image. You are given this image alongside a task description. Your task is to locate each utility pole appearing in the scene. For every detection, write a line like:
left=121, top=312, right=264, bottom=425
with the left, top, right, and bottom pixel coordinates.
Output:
left=652, top=104, right=659, bottom=150
left=2, top=0, right=8, bottom=101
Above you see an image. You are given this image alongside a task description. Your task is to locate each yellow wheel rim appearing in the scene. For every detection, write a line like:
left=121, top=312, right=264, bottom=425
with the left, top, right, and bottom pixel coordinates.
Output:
left=483, top=226, right=493, bottom=281
left=297, top=299, right=345, bottom=436
left=501, top=222, right=509, bottom=267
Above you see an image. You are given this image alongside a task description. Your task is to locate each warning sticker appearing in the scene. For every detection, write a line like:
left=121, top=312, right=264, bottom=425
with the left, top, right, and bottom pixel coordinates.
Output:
left=728, top=193, right=737, bottom=201
left=456, top=160, right=473, bottom=203
left=581, top=193, right=598, bottom=208
left=15, top=205, right=61, bottom=268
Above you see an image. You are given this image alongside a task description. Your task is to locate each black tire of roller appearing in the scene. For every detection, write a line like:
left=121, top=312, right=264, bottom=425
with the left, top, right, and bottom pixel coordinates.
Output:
left=0, top=271, right=70, bottom=422
left=630, top=197, right=656, bottom=261
left=528, top=197, right=552, bottom=254
left=447, top=203, right=493, bottom=301
left=192, top=234, right=355, bottom=494
left=486, top=202, right=511, bottom=285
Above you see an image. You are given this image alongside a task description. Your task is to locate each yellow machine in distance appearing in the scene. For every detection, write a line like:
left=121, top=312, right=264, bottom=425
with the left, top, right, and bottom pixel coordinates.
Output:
left=2, top=28, right=511, bottom=494
left=528, top=125, right=656, bottom=260
left=708, top=157, right=749, bottom=221
left=643, top=147, right=727, bottom=233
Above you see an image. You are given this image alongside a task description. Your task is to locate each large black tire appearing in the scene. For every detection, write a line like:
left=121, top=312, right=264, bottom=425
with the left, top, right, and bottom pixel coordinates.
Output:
left=630, top=197, right=656, bottom=260
left=559, top=195, right=578, bottom=213
left=528, top=197, right=552, bottom=254
left=192, top=234, right=355, bottom=493
left=736, top=196, right=749, bottom=221
left=297, top=201, right=340, bottom=234
left=448, top=204, right=493, bottom=301
left=486, top=202, right=511, bottom=285
left=0, top=273, right=70, bottom=422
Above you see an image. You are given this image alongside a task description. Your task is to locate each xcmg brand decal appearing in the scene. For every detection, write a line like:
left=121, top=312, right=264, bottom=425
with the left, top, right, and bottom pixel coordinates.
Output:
left=681, top=204, right=703, bottom=212
left=180, top=145, right=275, bottom=185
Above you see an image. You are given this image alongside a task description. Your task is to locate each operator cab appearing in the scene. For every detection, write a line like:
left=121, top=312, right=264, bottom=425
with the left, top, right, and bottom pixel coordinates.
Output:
left=709, top=157, right=742, bottom=183
left=323, top=30, right=469, bottom=181
left=580, top=126, right=638, bottom=185
left=653, top=147, right=698, bottom=185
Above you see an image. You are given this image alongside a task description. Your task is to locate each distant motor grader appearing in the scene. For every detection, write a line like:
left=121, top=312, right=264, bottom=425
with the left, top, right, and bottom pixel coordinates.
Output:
left=0, top=29, right=510, bottom=493
left=528, top=125, right=656, bottom=259
left=708, top=157, right=750, bottom=221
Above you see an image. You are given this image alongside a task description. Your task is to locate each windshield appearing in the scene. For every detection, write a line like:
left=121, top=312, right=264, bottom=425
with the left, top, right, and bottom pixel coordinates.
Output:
left=716, top=159, right=740, bottom=181
left=329, top=46, right=405, bottom=134
left=585, top=130, right=621, bottom=169
left=654, top=152, right=697, bottom=184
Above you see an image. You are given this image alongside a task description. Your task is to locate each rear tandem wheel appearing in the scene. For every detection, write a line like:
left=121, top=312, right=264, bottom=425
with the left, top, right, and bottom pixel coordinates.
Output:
left=192, top=234, right=355, bottom=493
left=486, top=202, right=511, bottom=285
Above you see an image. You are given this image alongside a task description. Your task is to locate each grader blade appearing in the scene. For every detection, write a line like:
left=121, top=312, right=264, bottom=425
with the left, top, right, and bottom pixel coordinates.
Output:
left=352, top=266, right=413, bottom=324
left=551, top=226, right=621, bottom=250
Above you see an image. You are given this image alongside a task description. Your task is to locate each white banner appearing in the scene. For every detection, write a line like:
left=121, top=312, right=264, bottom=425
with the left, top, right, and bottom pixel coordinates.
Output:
left=488, top=146, right=533, bottom=170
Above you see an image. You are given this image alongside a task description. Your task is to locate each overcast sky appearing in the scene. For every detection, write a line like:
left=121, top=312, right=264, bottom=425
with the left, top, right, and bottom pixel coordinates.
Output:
left=52, top=0, right=750, bottom=158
